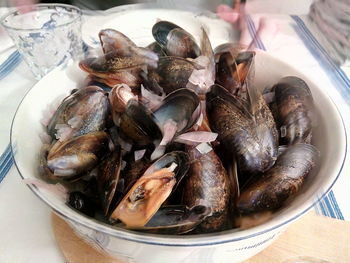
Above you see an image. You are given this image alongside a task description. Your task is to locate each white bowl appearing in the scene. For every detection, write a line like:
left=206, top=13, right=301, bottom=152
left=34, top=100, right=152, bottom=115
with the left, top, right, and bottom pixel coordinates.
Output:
left=11, top=8, right=346, bottom=263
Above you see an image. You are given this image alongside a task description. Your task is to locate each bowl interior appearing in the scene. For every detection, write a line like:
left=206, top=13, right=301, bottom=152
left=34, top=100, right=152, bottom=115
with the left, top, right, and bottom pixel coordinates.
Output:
left=11, top=9, right=346, bottom=246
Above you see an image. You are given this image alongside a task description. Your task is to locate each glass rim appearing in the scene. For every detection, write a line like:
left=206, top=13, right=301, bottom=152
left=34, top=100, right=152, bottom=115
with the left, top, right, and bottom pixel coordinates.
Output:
left=0, top=3, right=82, bottom=31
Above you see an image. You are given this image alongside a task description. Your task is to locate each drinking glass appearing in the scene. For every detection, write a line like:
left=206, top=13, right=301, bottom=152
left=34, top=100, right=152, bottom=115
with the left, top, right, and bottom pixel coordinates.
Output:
left=1, top=4, right=83, bottom=79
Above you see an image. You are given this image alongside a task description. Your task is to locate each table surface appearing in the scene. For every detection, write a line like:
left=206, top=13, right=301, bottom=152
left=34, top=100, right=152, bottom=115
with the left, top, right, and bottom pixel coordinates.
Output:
left=1, top=4, right=350, bottom=263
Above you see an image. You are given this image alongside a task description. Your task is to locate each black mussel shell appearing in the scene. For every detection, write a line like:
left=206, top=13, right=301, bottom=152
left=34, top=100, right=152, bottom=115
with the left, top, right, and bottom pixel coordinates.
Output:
left=152, top=21, right=200, bottom=58
left=147, top=56, right=197, bottom=95
left=273, top=76, right=315, bottom=145
left=153, top=88, right=200, bottom=134
left=98, top=146, right=122, bottom=216
left=119, top=100, right=162, bottom=145
left=139, top=205, right=211, bottom=234
left=237, top=143, right=319, bottom=214
left=47, top=131, right=110, bottom=179
left=47, top=86, right=109, bottom=140
left=68, top=191, right=98, bottom=217
left=144, top=151, right=190, bottom=190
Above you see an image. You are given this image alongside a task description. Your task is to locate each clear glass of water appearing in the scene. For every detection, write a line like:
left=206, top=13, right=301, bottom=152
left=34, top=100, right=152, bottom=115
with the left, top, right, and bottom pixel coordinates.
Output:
left=1, top=4, right=83, bottom=79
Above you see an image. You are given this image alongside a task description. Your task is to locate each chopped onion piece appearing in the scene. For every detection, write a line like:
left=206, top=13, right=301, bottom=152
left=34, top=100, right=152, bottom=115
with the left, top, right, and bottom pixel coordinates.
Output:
left=196, top=142, right=213, bottom=155
left=134, top=149, right=146, bottom=161
left=167, top=162, right=178, bottom=173
left=175, top=131, right=218, bottom=145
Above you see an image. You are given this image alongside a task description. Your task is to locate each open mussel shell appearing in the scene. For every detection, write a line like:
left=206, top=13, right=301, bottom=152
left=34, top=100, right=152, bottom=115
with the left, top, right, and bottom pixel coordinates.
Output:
left=133, top=205, right=211, bottom=234
left=119, top=100, right=162, bottom=146
left=152, top=21, right=200, bottom=58
left=47, top=131, right=110, bottom=179
left=98, top=146, right=122, bottom=216
left=109, top=166, right=176, bottom=227
left=153, top=88, right=200, bottom=134
left=109, top=151, right=189, bottom=227
left=47, top=86, right=109, bottom=141
left=237, top=143, right=320, bottom=214
left=144, top=151, right=190, bottom=190
left=215, top=50, right=255, bottom=94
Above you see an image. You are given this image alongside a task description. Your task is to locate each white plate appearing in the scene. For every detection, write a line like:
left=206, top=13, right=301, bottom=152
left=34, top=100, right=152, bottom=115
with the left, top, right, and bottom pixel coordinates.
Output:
left=82, top=5, right=239, bottom=49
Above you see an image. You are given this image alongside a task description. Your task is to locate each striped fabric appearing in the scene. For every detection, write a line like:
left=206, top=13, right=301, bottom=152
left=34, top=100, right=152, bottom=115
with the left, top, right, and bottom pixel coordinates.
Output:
left=245, top=14, right=346, bottom=220
left=0, top=50, right=21, bottom=183
left=0, top=144, right=13, bottom=184
left=0, top=51, right=21, bottom=80
left=291, top=15, right=350, bottom=220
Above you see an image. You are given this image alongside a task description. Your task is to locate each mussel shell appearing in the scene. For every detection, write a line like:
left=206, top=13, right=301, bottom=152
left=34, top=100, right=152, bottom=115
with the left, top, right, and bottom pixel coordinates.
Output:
left=47, top=131, right=110, bottom=179
left=147, top=41, right=167, bottom=57
left=182, top=146, right=232, bottom=232
left=137, top=205, right=211, bottom=234
left=215, top=51, right=255, bottom=94
left=152, top=21, right=200, bottom=58
left=99, top=29, right=137, bottom=59
left=206, top=84, right=278, bottom=174
left=237, top=143, right=320, bottom=214
left=98, top=146, right=122, bottom=216
left=153, top=88, right=200, bottom=134
left=273, top=76, right=315, bottom=145
left=67, top=191, right=98, bottom=217
left=110, top=166, right=176, bottom=227
left=47, top=86, right=109, bottom=140
left=147, top=56, right=197, bottom=94
left=119, top=100, right=162, bottom=145
left=144, top=151, right=190, bottom=190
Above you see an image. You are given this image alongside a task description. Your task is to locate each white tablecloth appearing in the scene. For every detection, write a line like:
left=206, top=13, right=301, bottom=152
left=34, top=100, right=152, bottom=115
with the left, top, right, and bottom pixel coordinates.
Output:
left=0, top=8, right=349, bottom=263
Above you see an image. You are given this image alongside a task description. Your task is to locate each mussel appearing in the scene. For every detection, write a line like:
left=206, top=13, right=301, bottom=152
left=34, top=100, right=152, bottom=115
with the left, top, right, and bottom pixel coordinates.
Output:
left=147, top=41, right=167, bottom=57
left=110, top=151, right=189, bottom=227
left=151, top=88, right=200, bottom=160
left=182, top=143, right=232, bottom=232
left=133, top=205, right=211, bottom=234
left=47, top=86, right=109, bottom=142
left=237, top=143, right=319, bottom=214
left=215, top=50, right=255, bottom=95
left=80, top=29, right=158, bottom=88
left=152, top=21, right=200, bottom=58
left=109, top=84, right=138, bottom=124
left=46, top=131, right=110, bottom=179
left=118, top=100, right=162, bottom=146
left=272, top=76, right=316, bottom=144
left=145, top=56, right=200, bottom=95
left=97, top=146, right=122, bottom=216
left=206, top=84, right=278, bottom=174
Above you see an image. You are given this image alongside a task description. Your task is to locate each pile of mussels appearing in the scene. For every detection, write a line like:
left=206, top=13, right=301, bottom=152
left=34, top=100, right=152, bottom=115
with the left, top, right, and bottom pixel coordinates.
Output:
left=39, top=21, right=320, bottom=234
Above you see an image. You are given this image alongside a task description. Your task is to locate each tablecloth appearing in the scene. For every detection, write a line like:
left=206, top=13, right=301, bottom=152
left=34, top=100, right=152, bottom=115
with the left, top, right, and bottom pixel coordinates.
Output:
left=0, top=8, right=349, bottom=263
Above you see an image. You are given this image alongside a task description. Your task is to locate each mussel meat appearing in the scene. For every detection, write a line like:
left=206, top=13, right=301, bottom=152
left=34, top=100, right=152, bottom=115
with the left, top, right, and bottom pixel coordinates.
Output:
left=110, top=151, right=189, bottom=227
